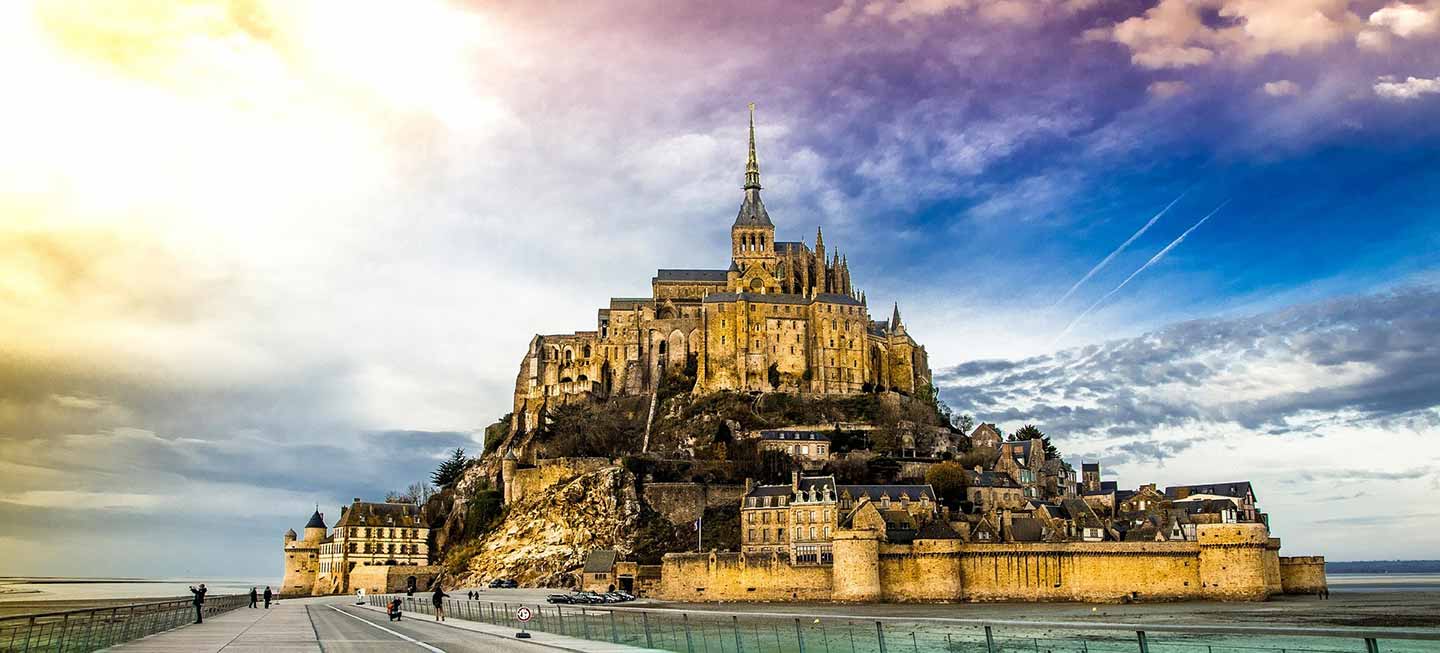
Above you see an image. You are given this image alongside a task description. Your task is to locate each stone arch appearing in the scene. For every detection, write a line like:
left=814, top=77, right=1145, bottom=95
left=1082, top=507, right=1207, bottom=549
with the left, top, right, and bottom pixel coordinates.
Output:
left=577, top=374, right=588, bottom=382
left=687, top=328, right=702, bottom=355
left=582, top=344, right=591, bottom=358
left=668, top=329, right=687, bottom=367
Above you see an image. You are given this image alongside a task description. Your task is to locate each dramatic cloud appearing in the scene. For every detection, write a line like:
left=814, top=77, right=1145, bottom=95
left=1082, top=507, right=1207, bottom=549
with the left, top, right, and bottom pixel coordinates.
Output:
left=938, top=287, right=1440, bottom=558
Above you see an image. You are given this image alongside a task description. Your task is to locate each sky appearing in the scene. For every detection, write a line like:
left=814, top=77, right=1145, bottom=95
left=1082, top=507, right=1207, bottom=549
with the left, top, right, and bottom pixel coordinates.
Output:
left=0, top=0, right=1438, bottom=578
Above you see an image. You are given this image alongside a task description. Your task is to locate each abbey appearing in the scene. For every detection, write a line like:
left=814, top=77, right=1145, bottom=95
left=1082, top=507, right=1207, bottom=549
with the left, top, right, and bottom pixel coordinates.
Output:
left=513, top=106, right=930, bottom=431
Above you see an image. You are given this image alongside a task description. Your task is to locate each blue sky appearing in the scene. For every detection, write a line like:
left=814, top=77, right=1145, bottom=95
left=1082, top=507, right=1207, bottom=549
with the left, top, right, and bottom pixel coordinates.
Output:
left=1, top=0, right=1438, bottom=578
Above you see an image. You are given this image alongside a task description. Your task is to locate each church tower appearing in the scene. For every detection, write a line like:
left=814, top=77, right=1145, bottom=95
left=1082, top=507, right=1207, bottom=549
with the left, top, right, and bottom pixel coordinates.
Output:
left=730, top=104, right=779, bottom=294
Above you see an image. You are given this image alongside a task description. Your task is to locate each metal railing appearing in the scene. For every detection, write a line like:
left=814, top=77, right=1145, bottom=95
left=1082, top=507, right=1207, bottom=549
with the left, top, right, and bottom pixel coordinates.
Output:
left=366, top=595, right=1440, bottom=653
left=0, top=594, right=247, bottom=653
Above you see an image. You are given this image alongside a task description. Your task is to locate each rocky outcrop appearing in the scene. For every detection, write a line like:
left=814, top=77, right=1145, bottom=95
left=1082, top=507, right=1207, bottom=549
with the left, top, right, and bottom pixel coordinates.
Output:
left=455, top=464, right=641, bottom=588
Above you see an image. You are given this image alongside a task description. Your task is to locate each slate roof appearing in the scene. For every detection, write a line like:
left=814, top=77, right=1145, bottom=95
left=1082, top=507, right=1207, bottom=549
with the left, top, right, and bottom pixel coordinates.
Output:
left=735, top=189, right=773, bottom=227
left=916, top=520, right=963, bottom=540
left=1165, top=482, right=1255, bottom=501
left=1009, top=517, right=1046, bottom=542
left=758, top=430, right=831, bottom=442
left=775, top=241, right=806, bottom=254
left=966, top=470, right=1021, bottom=488
left=609, top=297, right=652, bottom=310
left=583, top=550, right=618, bottom=574
left=1081, top=462, right=1100, bottom=472
left=1061, top=498, right=1106, bottom=529
left=1100, top=481, right=1118, bottom=492
left=333, top=501, right=424, bottom=529
left=653, top=269, right=729, bottom=283
left=813, top=293, right=863, bottom=306
left=305, top=510, right=327, bottom=529
left=838, top=484, right=935, bottom=502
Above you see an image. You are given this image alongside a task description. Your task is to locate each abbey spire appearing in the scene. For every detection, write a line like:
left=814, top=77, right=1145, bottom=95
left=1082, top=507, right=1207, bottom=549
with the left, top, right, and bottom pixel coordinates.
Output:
left=745, top=102, right=761, bottom=190
left=733, top=103, right=773, bottom=228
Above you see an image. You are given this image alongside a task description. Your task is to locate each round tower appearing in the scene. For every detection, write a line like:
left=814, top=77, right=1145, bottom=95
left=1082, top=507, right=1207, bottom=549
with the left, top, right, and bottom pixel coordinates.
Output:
left=1197, top=523, right=1272, bottom=600
left=830, top=528, right=882, bottom=602
left=284, top=528, right=297, bottom=543
left=303, top=509, right=327, bottom=543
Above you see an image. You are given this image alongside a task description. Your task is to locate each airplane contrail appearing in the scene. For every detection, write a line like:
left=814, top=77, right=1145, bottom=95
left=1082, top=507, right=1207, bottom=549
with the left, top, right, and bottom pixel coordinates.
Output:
left=1053, top=191, right=1187, bottom=307
left=1053, top=200, right=1229, bottom=346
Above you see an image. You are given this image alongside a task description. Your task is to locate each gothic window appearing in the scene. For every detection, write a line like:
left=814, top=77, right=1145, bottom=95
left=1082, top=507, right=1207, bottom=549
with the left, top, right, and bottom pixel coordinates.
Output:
left=583, top=345, right=591, bottom=358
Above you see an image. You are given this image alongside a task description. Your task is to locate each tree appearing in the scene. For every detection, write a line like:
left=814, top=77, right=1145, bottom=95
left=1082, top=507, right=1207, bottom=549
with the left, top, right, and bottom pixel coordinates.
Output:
left=767, top=363, right=781, bottom=390
left=431, top=448, right=469, bottom=487
left=1012, top=424, right=1060, bottom=458
left=925, top=461, right=969, bottom=506
left=953, top=413, right=975, bottom=434
left=391, top=481, right=435, bottom=505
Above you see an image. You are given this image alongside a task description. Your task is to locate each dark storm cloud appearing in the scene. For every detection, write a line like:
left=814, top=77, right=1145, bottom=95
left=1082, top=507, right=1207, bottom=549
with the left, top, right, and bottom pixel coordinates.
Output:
left=936, top=286, right=1440, bottom=439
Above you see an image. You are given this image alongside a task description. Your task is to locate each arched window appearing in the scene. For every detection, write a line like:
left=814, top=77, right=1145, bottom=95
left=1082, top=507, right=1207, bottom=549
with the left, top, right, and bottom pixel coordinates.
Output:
left=582, top=344, right=591, bottom=358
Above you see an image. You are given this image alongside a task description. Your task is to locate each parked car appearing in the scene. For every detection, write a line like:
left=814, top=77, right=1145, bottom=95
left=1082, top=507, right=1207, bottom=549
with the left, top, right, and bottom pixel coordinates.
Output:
left=546, top=594, right=574, bottom=604
left=614, top=592, right=636, bottom=601
left=488, top=579, right=519, bottom=589
left=572, top=591, right=604, bottom=604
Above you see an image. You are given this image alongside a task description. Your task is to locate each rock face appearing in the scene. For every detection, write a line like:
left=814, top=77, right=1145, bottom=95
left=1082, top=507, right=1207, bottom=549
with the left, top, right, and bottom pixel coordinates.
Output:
left=456, top=465, right=641, bottom=588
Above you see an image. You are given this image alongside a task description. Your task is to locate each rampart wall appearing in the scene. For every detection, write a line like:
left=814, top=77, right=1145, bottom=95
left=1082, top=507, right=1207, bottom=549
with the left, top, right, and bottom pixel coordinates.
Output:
left=642, top=483, right=747, bottom=525
left=655, top=524, right=1302, bottom=603
left=1278, top=556, right=1328, bottom=595
left=347, top=565, right=442, bottom=595
left=657, top=552, right=833, bottom=601
left=505, top=457, right=613, bottom=505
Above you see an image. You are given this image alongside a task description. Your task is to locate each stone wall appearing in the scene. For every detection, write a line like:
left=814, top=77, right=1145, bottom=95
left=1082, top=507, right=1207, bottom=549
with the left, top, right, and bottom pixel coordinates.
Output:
left=957, top=542, right=1201, bottom=602
left=656, top=552, right=833, bottom=601
left=506, top=457, right=614, bottom=505
left=655, top=523, right=1303, bottom=603
left=642, top=483, right=747, bottom=525
left=1279, top=556, right=1328, bottom=595
left=347, top=565, right=442, bottom=595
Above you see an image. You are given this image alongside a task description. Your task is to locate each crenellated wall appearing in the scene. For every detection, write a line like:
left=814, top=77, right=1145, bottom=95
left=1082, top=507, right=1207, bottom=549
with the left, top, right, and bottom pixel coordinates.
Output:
left=654, top=524, right=1305, bottom=603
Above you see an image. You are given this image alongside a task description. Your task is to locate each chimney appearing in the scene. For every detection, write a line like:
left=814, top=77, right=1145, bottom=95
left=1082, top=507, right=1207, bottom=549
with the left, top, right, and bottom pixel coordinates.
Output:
left=745, top=478, right=754, bottom=494
left=791, top=470, right=800, bottom=491
left=1001, top=509, right=1014, bottom=539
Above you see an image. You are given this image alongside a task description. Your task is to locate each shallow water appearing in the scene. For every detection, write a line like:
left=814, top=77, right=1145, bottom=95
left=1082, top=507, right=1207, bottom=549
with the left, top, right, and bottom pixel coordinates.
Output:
left=0, top=577, right=280, bottom=602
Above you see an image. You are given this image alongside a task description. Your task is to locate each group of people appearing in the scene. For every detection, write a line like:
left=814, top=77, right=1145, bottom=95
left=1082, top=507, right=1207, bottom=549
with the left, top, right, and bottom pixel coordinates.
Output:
left=386, top=584, right=452, bottom=623
left=248, top=586, right=274, bottom=609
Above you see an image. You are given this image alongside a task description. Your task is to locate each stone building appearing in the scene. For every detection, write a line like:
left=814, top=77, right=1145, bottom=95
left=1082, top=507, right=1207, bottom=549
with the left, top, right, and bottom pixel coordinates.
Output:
left=740, top=473, right=936, bottom=563
left=281, top=500, right=434, bottom=596
left=753, top=430, right=832, bottom=467
left=280, top=510, right=326, bottom=596
left=510, top=106, right=931, bottom=432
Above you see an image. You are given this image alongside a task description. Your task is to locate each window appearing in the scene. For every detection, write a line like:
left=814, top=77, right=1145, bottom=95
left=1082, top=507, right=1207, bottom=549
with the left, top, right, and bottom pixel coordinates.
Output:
left=763, top=512, right=771, bottom=524
left=748, top=529, right=756, bottom=542
left=776, top=528, right=784, bottom=542
left=762, top=530, right=770, bottom=543
left=809, top=526, right=816, bottom=539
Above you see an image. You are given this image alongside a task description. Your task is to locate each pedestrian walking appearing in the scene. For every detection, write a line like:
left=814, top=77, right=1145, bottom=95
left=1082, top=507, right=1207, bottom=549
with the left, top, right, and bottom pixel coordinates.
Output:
left=431, top=584, right=449, bottom=622
left=249, top=587, right=258, bottom=608
left=263, top=586, right=273, bottom=609
left=189, top=583, right=207, bottom=624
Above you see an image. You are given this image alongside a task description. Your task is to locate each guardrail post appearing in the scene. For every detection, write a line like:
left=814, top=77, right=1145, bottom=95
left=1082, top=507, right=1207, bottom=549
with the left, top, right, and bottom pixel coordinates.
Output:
left=1137, top=630, right=1150, bottom=653
left=683, top=613, right=694, bottom=653
left=877, top=621, right=887, bottom=653
left=985, top=625, right=996, bottom=653
left=582, top=607, right=591, bottom=640
left=796, top=618, right=806, bottom=653
left=644, top=611, right=654, bottom=648
left=734, top=615, right=744, bottom=653
left=1364, top=638, right=1380, bottom=653
left=611, top=610, right=620, bottom=643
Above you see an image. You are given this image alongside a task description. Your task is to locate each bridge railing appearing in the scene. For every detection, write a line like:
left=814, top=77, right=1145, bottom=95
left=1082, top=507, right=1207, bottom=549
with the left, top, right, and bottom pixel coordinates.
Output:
left=0, top=594, right=247, bottom=653
left=366, top=594, right=1440, bottom=653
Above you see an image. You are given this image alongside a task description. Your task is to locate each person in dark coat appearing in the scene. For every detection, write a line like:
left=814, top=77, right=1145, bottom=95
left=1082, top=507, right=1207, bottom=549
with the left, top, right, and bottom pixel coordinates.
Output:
left=262, top=586, right=273, bottom=609
left=189, top=584, right=207, bottom=624
left=388, top=597, right=403, bottom=621
left=249, top=587, right=258, bottom=608
left=406, top=585, right=414, bottom=597
left=431, top=585, right=449, bottom=622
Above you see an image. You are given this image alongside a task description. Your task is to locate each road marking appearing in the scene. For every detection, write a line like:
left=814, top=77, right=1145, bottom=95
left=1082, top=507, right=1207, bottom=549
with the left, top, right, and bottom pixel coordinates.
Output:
left=328, top=605, right=445, bottom=652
